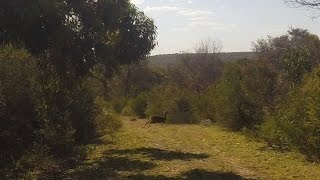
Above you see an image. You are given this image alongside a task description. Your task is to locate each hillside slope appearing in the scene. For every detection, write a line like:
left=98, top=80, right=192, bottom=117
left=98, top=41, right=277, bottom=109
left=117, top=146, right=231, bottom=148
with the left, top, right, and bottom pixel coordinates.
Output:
left=148, top=52, right=257, bottom=67
left=66, top=118, right=320, bottom=180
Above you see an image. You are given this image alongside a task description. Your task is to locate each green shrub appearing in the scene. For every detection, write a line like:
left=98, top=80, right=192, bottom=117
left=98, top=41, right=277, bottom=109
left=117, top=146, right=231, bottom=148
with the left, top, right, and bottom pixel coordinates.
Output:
left=111, top=98, right=127, bottom=113
left=170, top=95, right=196, bottom=124
left=0, top=45, right=39, bottom=167
left=127, top=93, right=148, bottom=118
left=192, top=91, right=216, bottom=121
left=259, top=117, right=291, bottom=150
left=95, top=113, right=122, bottom=138
left=94, top=97, right=123, bottom=137
left=145, top=84, right=197, bottom=124
left=0, top=45, right=100, bottom=175
left=214, top=60, right=277, bottom=130
left=260, top=66, right=320, bottom=160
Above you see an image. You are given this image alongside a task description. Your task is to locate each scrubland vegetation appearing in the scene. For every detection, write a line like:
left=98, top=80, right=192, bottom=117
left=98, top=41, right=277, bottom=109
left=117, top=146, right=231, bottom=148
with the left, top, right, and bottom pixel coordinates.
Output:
left=115, top=28, right=320, bottom=163
left=0, top=0, right=156, bottom=178
left=2, top=0, right=320, bottom=179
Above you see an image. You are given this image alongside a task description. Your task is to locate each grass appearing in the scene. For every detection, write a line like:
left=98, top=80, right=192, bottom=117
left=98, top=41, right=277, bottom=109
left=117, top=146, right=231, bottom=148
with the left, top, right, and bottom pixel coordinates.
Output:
left=64, top=117, right=320, bottom=179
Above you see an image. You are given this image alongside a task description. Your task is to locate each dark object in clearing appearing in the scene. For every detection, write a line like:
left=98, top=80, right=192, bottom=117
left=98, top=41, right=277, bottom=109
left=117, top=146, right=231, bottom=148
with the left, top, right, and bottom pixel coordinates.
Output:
left=130, top=117, right=137, bottom=121
left=144, top=111, right=167, bottom=127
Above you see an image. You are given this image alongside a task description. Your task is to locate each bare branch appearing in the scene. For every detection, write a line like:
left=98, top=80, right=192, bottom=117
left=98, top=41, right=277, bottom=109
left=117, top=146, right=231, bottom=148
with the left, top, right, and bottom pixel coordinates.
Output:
left=285, top=0, right=320, bottom=9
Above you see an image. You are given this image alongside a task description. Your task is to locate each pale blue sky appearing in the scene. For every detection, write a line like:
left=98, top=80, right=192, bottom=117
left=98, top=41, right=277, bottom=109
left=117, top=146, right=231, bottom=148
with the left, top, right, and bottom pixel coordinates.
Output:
left=131, top=0, right=320, bottom=55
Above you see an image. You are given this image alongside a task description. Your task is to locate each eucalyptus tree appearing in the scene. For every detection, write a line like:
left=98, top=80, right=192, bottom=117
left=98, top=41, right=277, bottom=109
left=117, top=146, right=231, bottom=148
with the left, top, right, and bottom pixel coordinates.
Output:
left=0, top=0, right=157, bottom=76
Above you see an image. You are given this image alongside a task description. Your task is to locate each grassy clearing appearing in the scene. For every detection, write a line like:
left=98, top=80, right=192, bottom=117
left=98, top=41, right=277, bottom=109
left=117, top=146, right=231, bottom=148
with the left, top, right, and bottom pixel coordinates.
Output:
left=65, top=118, right=320, bottom=179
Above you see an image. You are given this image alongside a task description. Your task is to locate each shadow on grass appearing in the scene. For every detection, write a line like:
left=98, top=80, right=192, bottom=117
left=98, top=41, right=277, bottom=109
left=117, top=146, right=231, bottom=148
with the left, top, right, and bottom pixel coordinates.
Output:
left=68, top=147, right=249, bottom=179
left=128, top=174, right=179, bottom=180
left=69, top=155, right=156, bottom=179
left=107, top=147, right=209, bottom=161
left=182, top=169, right=247, bottom=180
left=127, top=169, right=247, bottom=180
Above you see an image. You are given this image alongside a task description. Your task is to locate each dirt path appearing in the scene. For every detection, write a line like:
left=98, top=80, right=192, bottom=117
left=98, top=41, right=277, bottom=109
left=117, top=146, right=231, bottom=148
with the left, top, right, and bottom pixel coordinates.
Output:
left=67, top=118, right=320, bottom=180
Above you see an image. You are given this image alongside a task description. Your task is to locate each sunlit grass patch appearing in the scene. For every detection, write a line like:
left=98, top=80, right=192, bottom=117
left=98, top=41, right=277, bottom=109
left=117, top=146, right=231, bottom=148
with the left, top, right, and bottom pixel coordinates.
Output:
left=67, top=117, right=320, bottom=179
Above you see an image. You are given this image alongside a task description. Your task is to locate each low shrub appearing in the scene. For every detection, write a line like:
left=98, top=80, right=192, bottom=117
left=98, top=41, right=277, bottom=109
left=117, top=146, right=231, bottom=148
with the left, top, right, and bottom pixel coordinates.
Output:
left=145, top=84, right=197, bottom=124
left=127, top=93, right=148, bottom=118
left=95, top=113, right=122, bottom=138
left=213, top=60, right=277, bottom=130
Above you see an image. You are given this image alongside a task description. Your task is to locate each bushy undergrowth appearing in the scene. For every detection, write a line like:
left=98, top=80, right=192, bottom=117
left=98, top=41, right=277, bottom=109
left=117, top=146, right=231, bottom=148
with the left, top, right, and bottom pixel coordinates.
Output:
left=123, top=84, right=198, bottom=124
left=95, top=97, right=123, bottom=137
left=127, top=93, right=148, bottom=118
left=105, top=29, right=320, bottom=161
left=0, top=46, right=39, bottom=169
left=0, top=46, right=123, bottom=177
left=260, top=66, right=320, bottom=160
left=145, top=84, right=197, bottom=124
left=211, top=60, right=277, bottom=130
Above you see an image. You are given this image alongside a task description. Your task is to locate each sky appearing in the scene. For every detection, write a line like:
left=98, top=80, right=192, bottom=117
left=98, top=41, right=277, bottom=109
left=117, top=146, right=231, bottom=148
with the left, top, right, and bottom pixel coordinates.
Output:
left=131, top=0, right=320, bottom=55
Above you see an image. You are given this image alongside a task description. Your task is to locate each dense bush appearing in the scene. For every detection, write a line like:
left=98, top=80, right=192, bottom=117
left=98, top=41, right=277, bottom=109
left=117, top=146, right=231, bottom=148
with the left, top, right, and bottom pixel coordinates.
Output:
left=0, top=0, right=157, bottom=177
left=213, top=62, right=245, bottom=130
left=0, top=46, right=39, bottom=167
left=0, top=46, right=121, bottom=177
left=127, top=93, right=149, bottom=118
left=192, top=91, right=216, bottom=121
left=145, top=84, right=197, bottom=124
left=260, top=66, right=320, bottom=160
left=213, top=60, right=277, bottom=130
left=95, top=113, right=122, bottom=138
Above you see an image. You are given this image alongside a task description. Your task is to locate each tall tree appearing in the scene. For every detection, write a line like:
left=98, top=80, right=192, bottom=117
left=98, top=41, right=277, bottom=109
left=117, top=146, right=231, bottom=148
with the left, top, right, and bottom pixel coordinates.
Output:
left=253, top=28, right=320, bottom=85
left=0, top=0, right=157, bottom=76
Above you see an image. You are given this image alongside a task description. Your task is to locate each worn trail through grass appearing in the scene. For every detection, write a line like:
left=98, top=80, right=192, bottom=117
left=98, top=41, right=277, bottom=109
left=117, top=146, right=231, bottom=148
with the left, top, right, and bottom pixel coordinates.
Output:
left=68, top=118, right=320, bottom=179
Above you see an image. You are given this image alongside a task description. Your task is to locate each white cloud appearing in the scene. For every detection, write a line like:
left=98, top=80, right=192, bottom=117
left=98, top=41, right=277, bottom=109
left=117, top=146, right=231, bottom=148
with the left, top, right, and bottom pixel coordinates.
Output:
left=131, top=0, right=144, bottom=6
left=165, top=0, right=192, bottom=4
left=188, top=16, right=210, bottom=21
left=144, top=6, right=179, bottom=13
left=188, top=21, right=236, bottom=30
left=177, top=10, right=214, bottom=17
left=172, top=27, right=189, bottom=31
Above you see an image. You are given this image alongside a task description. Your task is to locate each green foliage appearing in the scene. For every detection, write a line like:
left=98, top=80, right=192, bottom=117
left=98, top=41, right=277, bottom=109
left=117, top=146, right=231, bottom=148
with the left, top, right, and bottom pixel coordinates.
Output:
left=0, top=45, right=38, bottom=166
left=259, top=118, right=291, bottom=150
left=281, top=48, right=312, bottom=85
left=213, top=62, right=243, bottom=129
left=95, top=113, right=122, bottom=138
left=260, top=66, right=320, bottom=160
left=253, top=28, right=320, bottom=70
left=127, top=93, right=148, bottom=118
left=111, top=98, right=127, bottom=113
left=110, top=62, right=164, bottom=99
left=145, top=84, right=197, bottom=124
left=36, top=71, right=97, bottom=145
left=94, top=97, right=123, bottom=137
left=253, top=28, right=320, bottom=96
left=170, top=95, right=197, bottom=124
left=0, top=0, right=158, bottom=177
left=0, top=0, right=157, bottom=76
left=192, top=92, right=216, bottom=121
left=213, top=60, right=277, bottom=130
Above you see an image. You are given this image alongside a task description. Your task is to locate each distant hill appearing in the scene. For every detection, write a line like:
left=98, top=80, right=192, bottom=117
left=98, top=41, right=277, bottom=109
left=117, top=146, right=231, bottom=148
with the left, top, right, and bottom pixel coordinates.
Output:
left=148, top=52, right=257, bottom=67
